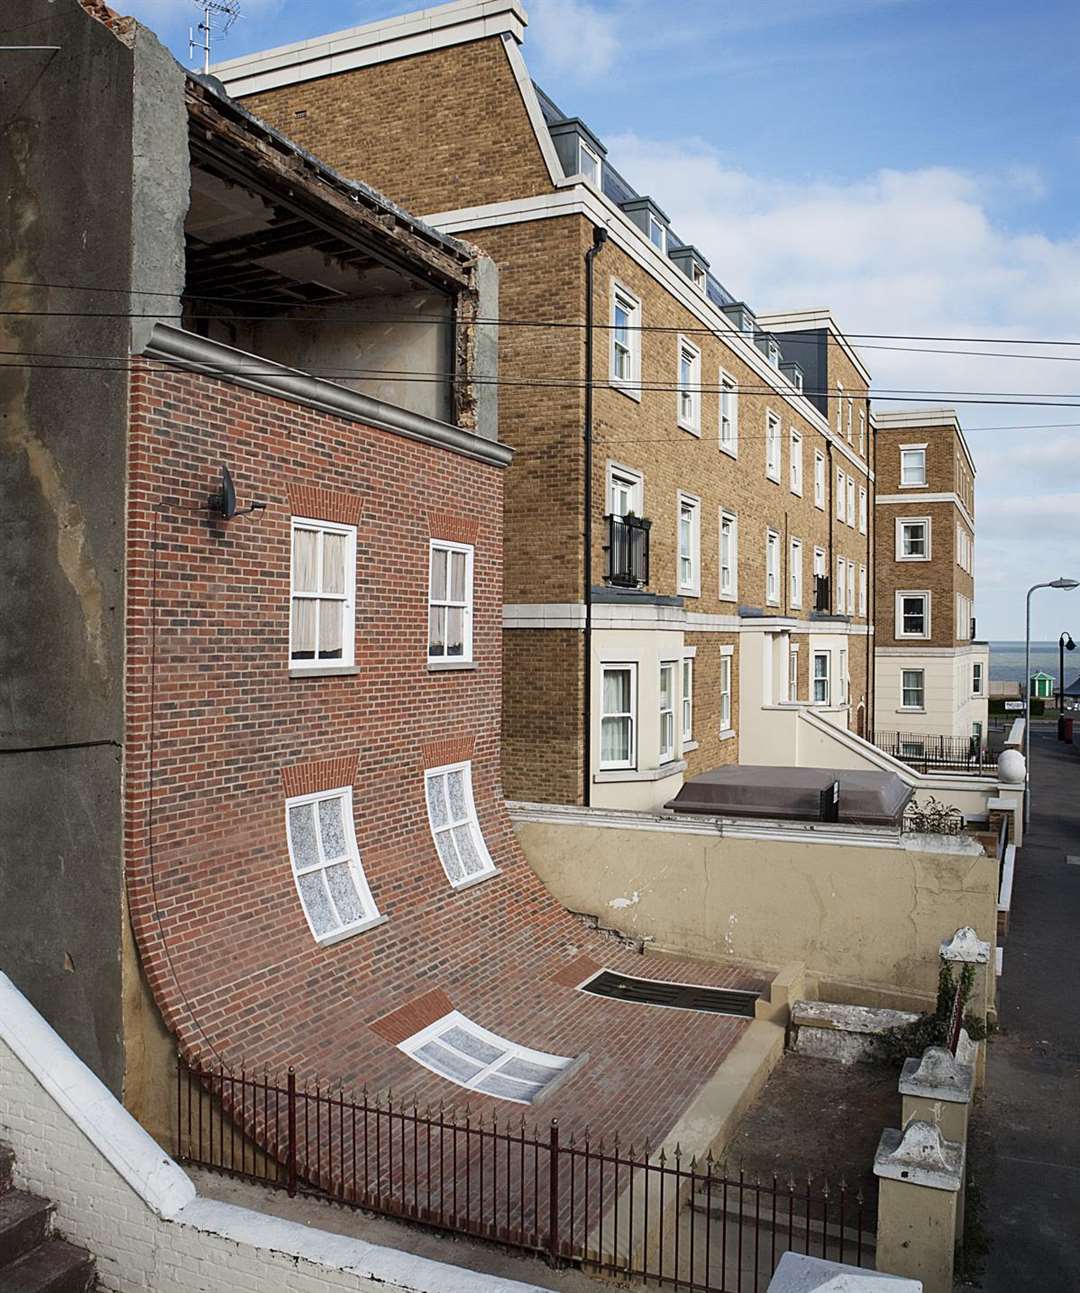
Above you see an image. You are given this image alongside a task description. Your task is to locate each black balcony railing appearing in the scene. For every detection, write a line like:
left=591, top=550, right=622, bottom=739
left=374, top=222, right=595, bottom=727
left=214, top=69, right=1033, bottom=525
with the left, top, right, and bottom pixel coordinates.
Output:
left=604, top=513, right=650, bottom=588
left=813, top=574, right=831, bottom=612
left=970, top=617, right=977, bottom=640
left=874, top=730, right=1000, bottom=774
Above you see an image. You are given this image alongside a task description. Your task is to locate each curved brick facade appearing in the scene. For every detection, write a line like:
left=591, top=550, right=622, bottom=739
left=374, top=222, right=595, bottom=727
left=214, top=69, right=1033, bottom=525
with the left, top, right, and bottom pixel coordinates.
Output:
left=125, top=361, right=758, bottom=1144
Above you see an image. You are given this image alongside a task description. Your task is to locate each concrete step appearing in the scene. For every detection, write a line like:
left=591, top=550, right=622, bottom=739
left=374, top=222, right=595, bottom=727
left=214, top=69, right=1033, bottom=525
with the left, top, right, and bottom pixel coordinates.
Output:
left=0, top=1239, right=96, bottom=1293
left=0, top=1144, right=14, bottom=1196
left=0, top=1191, right=54, bottom=1268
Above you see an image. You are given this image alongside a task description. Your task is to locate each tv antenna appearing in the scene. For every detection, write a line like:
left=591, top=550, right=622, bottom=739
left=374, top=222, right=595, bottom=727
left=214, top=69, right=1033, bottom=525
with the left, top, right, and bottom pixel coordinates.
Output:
left=189, top=0, right=241, bottom=74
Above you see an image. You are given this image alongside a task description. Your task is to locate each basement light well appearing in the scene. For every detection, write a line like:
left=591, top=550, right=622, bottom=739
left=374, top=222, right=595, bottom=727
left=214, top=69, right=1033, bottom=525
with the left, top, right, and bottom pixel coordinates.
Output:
left=579, top=970, right=759, bottom=1017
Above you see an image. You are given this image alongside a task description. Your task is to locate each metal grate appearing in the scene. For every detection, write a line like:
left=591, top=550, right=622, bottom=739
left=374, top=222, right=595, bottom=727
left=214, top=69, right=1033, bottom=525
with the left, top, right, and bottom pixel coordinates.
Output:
left=580, top=970, right=759, bottom=1017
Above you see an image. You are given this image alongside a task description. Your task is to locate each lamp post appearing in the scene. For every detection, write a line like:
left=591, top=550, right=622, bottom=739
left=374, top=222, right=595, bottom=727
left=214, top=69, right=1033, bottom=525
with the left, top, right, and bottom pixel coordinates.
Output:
left=1057, top=631, right=1075, bottom=716
left=1025, top=579, right=1080, bottom=826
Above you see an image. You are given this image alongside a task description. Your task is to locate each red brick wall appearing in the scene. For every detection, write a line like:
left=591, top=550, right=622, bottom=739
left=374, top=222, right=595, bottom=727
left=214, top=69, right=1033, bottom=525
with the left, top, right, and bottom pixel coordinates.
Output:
left=122, top=360, right=755, bottom=1139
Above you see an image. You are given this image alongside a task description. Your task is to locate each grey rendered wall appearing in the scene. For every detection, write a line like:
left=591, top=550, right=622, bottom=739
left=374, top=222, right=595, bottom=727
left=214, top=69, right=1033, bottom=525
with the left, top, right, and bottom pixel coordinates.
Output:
left=0, top=0, right=135, bottom=1095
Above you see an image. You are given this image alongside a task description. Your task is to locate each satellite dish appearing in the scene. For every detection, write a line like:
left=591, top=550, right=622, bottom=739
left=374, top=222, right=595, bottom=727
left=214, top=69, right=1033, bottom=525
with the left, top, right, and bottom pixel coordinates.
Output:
left=208, top=465, right=238, bottom=518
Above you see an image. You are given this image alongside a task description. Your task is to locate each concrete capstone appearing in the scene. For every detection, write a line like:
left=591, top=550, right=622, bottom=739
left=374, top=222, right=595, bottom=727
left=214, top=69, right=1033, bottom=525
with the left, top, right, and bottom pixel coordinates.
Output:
left=767, top=1250, right=922, bottom=1290
left=939, top=927, right=990, bottom=964
left=899, top=1047, right=973, bottom=1104
left=874, top=1122, right=963, bottom=1192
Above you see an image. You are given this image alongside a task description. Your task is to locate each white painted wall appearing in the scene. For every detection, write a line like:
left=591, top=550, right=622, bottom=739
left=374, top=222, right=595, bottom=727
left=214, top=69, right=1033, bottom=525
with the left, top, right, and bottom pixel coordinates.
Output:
left=875, top=646, right=990, bottom=740
left=0, top=974, right=551, bottom=1293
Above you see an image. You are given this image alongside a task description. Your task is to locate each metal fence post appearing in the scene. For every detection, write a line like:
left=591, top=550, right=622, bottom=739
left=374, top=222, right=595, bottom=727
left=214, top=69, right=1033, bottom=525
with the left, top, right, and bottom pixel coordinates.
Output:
left=547, top=1119, right=560, bottom=1264
left=287, top=1067, right=297, bottom=1198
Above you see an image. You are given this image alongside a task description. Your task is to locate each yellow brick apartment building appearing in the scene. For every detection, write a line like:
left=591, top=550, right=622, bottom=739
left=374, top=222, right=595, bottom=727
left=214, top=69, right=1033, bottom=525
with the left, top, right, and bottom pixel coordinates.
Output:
left=216, top=0, right=876, bottom=809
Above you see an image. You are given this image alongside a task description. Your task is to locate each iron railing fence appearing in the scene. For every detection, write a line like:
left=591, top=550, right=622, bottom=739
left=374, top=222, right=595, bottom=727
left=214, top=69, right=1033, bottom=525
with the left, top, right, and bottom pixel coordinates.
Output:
left=177, top=1056, right=871, bottom=1293
left=874, top=729, right=999, bottom=775
left=604, top=512, right=650, bottom=588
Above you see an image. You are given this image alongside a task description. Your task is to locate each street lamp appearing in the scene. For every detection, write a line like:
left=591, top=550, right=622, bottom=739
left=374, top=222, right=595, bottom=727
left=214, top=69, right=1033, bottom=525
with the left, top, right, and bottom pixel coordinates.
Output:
left=1057, top=631, right=1076, bottom=716
left=1025, top=578, right=1080, bottom=825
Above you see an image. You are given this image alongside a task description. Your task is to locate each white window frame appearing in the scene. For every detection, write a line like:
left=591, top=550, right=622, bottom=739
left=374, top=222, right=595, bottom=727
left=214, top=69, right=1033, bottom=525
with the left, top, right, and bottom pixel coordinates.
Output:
left=839, top=648, right=849, bottom=703
left=285, top=786, right=381, bottom=945
left=858, top=408, right=866, bottom=457
left=847, top=561, right=856, bottom=619
left=578, top=138, right=601, bottom=187
left=790, top=538, right=803, bottom=608
left=957, top=593, right=971, bottom=640
left=428, top=540, right=475, bottom=665
left=813, top=652, right=831, bottom=705
left=859, top=564, right=867, bottom=615
left=659, top=660, right=677, bottom=765
left=719, top=371, right=738, bottom=457
left=691, top=262, right=707, bottom=293
left=900, top=445, right=928, bottom=488
left=901, top=669, right=926, bottom=711
left=896, top=516, right=931, bottom=561
left=789, top=429, right=803, bottom=496
left=607, top=461, right=644, bottom=519
left=788, top=643, right=799, bottom=703
left=896, top=591, right=931, bottom=639
left=765, top=410, right=782, bottom=482
left=836, top=555, right=846, bottom=613
left=813, top=450, right=826, bottom=510
left=719, top=653, right=733, bottom=732
left=610, top=280, right=642, bottom=400
left=399, top=1010, right=573, bottom=1105
left=858, top=487, right=868, bottom=534
left=677, top=336, right=702, bottom=434
left=424, top=760, right=497, bottom=888
left=647, top=214, right=667, bottom=252
left=835, top=383, right=843, bottom=437
left=681, top=655, right=694, bottom=746
left=846, top=397, right=853, bottom=443
left=600, top=662, right=637, bottom=770
left=836, top=469, right=846, bottom=522
left=677, top=491, right=701, bottom=596
left=289, top=517, right=357, bottom=671
left=846, top=476, right=856, bottom=527
left=719, top=509, right=738, bottom=601
left=766, top=529, right=781, bottom=606
left=972, top=661, right=984, bottom=697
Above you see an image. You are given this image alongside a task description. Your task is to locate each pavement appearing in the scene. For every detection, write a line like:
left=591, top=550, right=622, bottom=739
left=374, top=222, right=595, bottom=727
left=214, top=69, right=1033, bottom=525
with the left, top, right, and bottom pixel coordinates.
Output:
left=970, top=723, right=1080, bottom=1290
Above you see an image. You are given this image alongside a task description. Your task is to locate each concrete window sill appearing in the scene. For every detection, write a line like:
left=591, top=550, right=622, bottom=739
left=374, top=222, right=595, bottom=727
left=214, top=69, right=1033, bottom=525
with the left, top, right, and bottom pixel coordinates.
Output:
left=681, top=740, right=700, bottom=753
left=427, top=660, right=478, bottom=672
left=718, top=729, right=736, bottom=742
left=449, top=868, right=501, bottom=894
left=289, top=666, right=360, bottom=679
left=594, top=760, right=687, bottom=784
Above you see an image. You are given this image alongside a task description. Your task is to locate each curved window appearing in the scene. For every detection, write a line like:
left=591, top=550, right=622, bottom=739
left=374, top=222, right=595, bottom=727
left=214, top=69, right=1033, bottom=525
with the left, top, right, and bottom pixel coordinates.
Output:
left=285, top=787, right=381, bottom=944
left=424, top=761, right=496, bottom=887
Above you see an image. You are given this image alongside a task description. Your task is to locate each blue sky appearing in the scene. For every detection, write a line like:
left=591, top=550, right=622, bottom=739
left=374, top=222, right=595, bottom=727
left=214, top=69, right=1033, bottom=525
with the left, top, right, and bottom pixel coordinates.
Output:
left=131, top=0, right=1080, bottom=639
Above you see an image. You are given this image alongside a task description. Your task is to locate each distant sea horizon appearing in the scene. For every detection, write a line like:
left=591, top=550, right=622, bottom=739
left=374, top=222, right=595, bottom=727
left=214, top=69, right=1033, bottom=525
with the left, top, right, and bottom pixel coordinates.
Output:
left=988, top=640, right=1078, bottom=686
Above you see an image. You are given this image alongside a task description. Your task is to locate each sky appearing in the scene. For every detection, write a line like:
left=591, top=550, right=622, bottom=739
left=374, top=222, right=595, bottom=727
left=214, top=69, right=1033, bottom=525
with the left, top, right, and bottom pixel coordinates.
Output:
left=128, top=0, right=1080, bottom=640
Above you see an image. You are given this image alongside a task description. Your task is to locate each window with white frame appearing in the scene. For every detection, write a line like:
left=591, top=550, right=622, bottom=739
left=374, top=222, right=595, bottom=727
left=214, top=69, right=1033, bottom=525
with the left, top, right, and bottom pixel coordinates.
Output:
left=847, top=561, right=856, bottom=617
left=835, top=383, right=843, bottom=437
left=677, top=338, right=701, bottom=433
left=858, top=409, right=866, bottom=457
left=897, top=518, right=930, bottom=560
left=578, top=139, right=601, bottom=186
left=790, top=429, right=803, bottom=495
left=428, top=541, right=474, bottom=663
left=691, top=262, right=706, bottom=292
left=897, top=591, right=930, bottom=638
left=765, top=411, right=782, bottom=481
left=814, top=450, right=826, bottom=509
left=901, top=669, right=925, bottom=710
left=677, top=492, right=701, bottom=595
left=846, top=476, right=856, bottom=527
left=836, top=469, right=846, bottom=521
left=957, top=593, right=971, bottom=639
left=659, top=661, right=677, bottom=764
left=719, top=509, right=738, bottom=599
left=682, top=656, right=694, bottom=745
left=399, top=1010, right=573, bottom=1105
left=957, top=525, right=972, bottom=572
left=790, top=538, right=803, bottom=607
left=424, top=761, right=496, bottom=887
left=900, top=446, right=927, bottom=487
left=839, top=648, right=849, bottom=702
left=813, top=652, right=830, bottom=704
left=766, top=529, right=781, bottom=605
left=859, top=564, right=867, bottom=615
left=846, top=397, right=853, bottom=442
left=647, top=214, right=667, bottom=252
left=719, top=654, right=732, bottom=731
left=972, top=661, right=984, bottom=696
left=836, top=555, right=846, bottom=613
left=788, top=644, right=799, bottom=702
left=290, top=518, right=356, bottom=669
left=610, top=283, right=641, bottom=396
left=285, top=787, right=380, bottom=943
left=814, top=547, right=826, bottom=580
left=600, top=663, right=636, bottom=769
left=719, top=372, right=738, bottom=455
left=858, top=487, right=867, bottom=534
left=607, top=463, right=643, bottom=519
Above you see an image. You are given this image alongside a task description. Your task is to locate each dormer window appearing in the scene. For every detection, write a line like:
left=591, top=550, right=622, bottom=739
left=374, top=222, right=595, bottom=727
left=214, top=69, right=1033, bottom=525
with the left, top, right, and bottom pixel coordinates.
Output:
left=647, top=214, right=667, bottom=252
left=691, top=263, right=706, bottom=292
left=767, top=339, right=781, bottom=369
left=578, top=139, right=601, bottom=186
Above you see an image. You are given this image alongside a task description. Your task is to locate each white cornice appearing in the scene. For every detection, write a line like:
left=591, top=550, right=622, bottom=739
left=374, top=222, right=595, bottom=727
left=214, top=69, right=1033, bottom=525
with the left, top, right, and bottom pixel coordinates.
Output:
left=873, top=407, right=976, bottom=478
left=212, top=0, right=527, bottom=96
left=424, top=189, right=876, bottom=477
left=875, top=492, right=975, bottom=532
left=755, top=308, right=873, bottom=390
left=503, top=602, right=873, bottom=635
left=876, top=645, right=990, bottom=658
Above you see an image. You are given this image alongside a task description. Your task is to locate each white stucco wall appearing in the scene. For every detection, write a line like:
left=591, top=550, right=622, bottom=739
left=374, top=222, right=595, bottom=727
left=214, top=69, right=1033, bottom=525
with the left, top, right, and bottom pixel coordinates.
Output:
left=875, top=646, right=990, bottom=739
left=0, top=974, right=551, bottom=1293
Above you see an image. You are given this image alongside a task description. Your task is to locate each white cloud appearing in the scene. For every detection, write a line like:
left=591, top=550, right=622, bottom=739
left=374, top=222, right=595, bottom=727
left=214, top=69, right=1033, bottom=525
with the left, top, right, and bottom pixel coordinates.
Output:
left=527, top=0, right=620, bottom=81
left=605, top=132, right=1080, bottom=634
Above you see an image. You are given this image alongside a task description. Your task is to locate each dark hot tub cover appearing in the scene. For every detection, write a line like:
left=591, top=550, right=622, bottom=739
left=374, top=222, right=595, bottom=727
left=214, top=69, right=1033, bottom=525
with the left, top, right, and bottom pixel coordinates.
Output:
left=665, top=765, right=913, bottom=826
